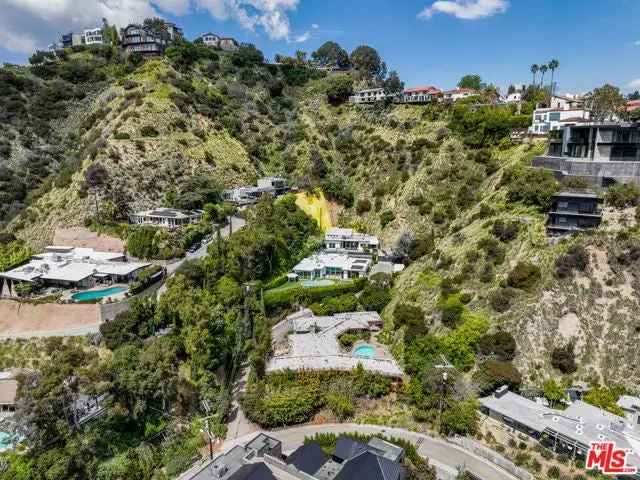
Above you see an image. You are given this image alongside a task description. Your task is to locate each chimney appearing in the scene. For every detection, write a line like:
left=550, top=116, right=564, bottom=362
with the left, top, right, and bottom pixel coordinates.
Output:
left=495, top=385, right=509, bottom=398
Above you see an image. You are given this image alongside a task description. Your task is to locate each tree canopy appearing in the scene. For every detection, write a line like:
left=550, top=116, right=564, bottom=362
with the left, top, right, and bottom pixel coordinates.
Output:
left=312, top=41, right=351, bottom=68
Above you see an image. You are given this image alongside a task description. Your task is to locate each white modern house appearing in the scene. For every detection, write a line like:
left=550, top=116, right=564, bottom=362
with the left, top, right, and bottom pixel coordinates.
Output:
left=505, top=92, right=522, bottom=103
left=348, top=88, right=387, bottom=104
left=292, top=252, right=372, bottom=281
left=549, top=94, right=585, bottom=110
left=0, top=246, right=150, bottom=291
left=324, top=228, right=379, bottom=255
left=129, top=208, right=203, bottom=229
left=529, top=108, right=591, bottom=135
left=82, top=28, right=104, bottom=45
left=222, top=177, right=289, bottom=205
left=197, top=32, right=220, bottom=47
left=443, top=88, right=478, bottom=102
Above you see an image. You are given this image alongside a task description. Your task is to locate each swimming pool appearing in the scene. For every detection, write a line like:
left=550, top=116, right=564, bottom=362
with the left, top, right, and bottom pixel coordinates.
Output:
left=72, top=286, right=127, bottom=302
left=0, top=431, right=22, bottom=451
left=353, top=345, right=375, bottom=358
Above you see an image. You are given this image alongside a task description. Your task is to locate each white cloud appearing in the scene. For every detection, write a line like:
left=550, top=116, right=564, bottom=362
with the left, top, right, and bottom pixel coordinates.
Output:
left=418, top=0, right=508, bottom=20
left=290, top=30, right=309, bottom=43
left=196, top=0, right=300, bottom=40
left=629, top=79, right=640, bottom=89
left=634, top=40, right=640, bottom=47
left=311, top=23, right=318, bottom=29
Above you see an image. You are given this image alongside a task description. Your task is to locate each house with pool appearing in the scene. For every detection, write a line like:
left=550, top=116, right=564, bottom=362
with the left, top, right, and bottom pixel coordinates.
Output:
left=268, top=309, right=403, bottom=378
left=0, top=246, right=150, bottom=299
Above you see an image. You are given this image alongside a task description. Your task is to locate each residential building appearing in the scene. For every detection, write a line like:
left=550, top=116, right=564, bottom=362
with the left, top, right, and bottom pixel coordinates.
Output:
left=546, top=191, right=603, bottom=236
left=187, top=433, right=406, bottom=480
left=292, top=252, right=372, bottom=280
left=196, top=32, right=221, bottom=47
left=627, top=100, right=640, bottom=113
left=505, top=92, right=522, bottom=103
left=219, top=37, right=240, bottom=52
left=532, top=122, right=640, bottom=185
left=129, top=208, right=203, bottom=229
left=0, top=246, right=150, bottom=291
left=549, top=94, right=586, bottom=111
left=222, top=177, right=289, bottom=205
left=324, top=228, right=379, bottom=255
left=82, top=28, right=104, bottom=45
left=0, top=371, right=18, bottom=418
left=442, top=88, right=477, bottom=102
left=120, top=22, right=182, bottom=57
left=480, top=387, right=640, bottom=477
left=617, top=395, right=640, bottom=425
left=348, top=88, right=388, bottom=104
left=397, top=86, right=441, bottom=104
left=529, top=108, right=591, bottom=135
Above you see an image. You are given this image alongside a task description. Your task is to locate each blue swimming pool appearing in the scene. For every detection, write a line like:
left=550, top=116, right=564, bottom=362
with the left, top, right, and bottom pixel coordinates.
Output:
left=0, top=431, right=22, bottom=451
left=353, top=345, right=375, bottom=358
left=72, top=286, right=127, bottom=302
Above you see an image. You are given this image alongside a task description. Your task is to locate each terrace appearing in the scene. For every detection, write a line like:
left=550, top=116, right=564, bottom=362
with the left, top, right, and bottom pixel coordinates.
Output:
left=268, top=310, right=403, bottom=378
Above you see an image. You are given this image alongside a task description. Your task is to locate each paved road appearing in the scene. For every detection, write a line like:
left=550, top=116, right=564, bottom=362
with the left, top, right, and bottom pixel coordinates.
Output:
left=181, top=424, right=520, bottom=480
left=158, top=216, right=246, bottom=297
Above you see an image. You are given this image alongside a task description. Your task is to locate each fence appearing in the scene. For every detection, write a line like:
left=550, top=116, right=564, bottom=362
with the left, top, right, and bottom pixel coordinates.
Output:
left=447, top=435, right=533, bottom=480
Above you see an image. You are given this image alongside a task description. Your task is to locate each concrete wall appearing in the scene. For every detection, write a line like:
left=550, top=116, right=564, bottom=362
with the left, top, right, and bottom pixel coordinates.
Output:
left=532, top=156, right=640, bottom=184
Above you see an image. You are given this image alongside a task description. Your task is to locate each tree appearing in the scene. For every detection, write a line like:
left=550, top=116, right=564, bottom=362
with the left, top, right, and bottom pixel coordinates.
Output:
left=350, top=45, right=385, bottom=80
left=458, top=74, right=482, bottom=90
left=587, top=84, right=625, bottom=121
left=325, top=75, right=353, bottom=105
left=476, top=331, right=516, bottom=360
left=394, top=303, right=427, bottom=337
left=473, top=360, right=522, bottom=395
left=530, top=64, right=539, bottom=86
left=551, top=342, right=577, bottom=374
left=548, top=59, right=560, bottom=95
left=539, top=64, right=548, bottom=88
left=383, top=71, right=404, bottom=95
left=84, top=163, right=109, bottom=218
left=542, top=378, right=565, bottom=407
left=143, top=17, right=167, bottom=34
left=312, top=41, right=351, bottom=69
left=629, top=90, right=640, bottom=101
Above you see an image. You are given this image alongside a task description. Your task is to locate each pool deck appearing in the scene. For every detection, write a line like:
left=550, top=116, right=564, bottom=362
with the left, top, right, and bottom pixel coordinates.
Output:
left=267, top=310, right=403, bottom=378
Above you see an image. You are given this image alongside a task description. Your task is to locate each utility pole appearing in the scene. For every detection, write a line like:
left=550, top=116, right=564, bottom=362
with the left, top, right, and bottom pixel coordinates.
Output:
left=205, top=417, right=214, bottom=460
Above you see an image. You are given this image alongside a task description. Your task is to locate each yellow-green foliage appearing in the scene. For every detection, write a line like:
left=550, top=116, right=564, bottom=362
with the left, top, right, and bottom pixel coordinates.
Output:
left=0, top=241, right=32, bottom=271
left=295, top=190, right=333, bottom=231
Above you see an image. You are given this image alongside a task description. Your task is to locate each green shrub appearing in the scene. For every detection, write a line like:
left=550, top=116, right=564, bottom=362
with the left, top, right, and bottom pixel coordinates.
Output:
left=555, top=245, right=589, bottom=278
left=359, top=284, right=391, bottom=312
left=438, top=294, right=464, bottom=328
left=473, top=360, right=522, bottom=395
left=551, top=342, right=577, bottom=374
left=356, top=199, right=371, bottom=215
left=326, top=392, right=355, bottom=419
left=547, top=465, right=561, bottom=479
left=476, top=331, right=517, bottom=360
left=507, top=261, right=541, bottom=290
left=489, top=287, right=517, bottom=313
left=379, top=210, right=395, bottom=228
left=606, top=183, right=640, bottom=208
left=491, top=219, right=519, bottom=242
left=140, top=125, right=159, bottom=137
left=503, top=166, right=559, bottom=210
left=264, top=279, right=365, bottom=309
left=113, top=131, right=130, bottom=140
left=394, top=303, right=427, bottom=336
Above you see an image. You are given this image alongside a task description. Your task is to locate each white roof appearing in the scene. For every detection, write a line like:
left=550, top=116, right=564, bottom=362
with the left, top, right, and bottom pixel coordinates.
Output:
left=618, top=395, right=640, bottom=412
left=131, top=208, right=202, bottom=220
left=293, top=252, right=372, bottom=273
left=325, top=228, right=379, bottom=246
left=0, top=246, right=148, bottom=283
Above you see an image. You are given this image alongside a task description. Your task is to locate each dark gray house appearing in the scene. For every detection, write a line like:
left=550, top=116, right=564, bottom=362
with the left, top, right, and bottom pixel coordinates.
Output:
left=547, top=191, right=603, bottom=236
left=120, top=22, right=183, bottom=57
left=533, top=122, right=640, bottom=186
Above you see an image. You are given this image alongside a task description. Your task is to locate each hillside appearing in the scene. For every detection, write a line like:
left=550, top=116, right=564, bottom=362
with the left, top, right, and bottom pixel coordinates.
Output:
left=1, top=44, right=637, bottom=389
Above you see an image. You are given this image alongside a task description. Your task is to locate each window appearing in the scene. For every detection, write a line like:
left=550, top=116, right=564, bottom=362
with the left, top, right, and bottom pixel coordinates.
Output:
left=549, top=112, right=561, bottom=121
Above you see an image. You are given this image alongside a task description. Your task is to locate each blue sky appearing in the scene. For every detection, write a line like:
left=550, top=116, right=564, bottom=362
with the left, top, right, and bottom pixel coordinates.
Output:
left=1, top=0, right=638, bottom=94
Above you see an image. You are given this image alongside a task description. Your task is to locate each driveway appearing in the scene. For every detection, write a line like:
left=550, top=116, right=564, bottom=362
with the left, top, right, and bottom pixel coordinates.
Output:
left=181, top=423, right=522, bottom=480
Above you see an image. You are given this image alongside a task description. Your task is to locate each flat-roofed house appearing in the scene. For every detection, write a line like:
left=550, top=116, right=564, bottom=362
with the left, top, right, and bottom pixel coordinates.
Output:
left=324, top=227, right=379, bottom=255
left=0, top=371, right=18, bottom=417
left=196, top=32, right=221, bottom=47
left=83, top=28, right=104, bottom=45
left=222, top=177, right=289, bottom=205
left=443, top=88, right=477, bottom=102
left=349, top=88, right=387, bottom=104
left=129, top=208, right=203, bottom=229
left=546, top=191, right=603, bottom=236
left=292, top=252, right=372, bottom=280
left=0, top=246, right=150, bottom=291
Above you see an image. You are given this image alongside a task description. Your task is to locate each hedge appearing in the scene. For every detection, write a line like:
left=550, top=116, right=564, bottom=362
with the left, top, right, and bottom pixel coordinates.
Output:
left=264, top=278, right=366, bottom=309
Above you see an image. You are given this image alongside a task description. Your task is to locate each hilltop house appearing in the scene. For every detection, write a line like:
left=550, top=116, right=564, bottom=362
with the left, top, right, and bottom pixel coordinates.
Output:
left=222, top=177, right=289, bottom=205
left=292, top=252, right=372, bottom=280
left=120, top=22, right=183, bottom=57
left=186, top=433, right=406, bottom=480
left=0, top=246, right=150, bottom=293
left=195, top=32, right=240, bottom=51
left=82, top=28, right=104, bottom=45
left=349, top=88, right=388, bottom=104
left=324, top=227, right=379, bottom=255
left=546, top=191, right=603, bottom=236
left=443, top=88, right=477, bottom=102
left=529, top=108, right=591, bottom=135
left=532, top=122, right=640, bottom=185
left=397, top=86, right=441, bottom=104
left=129, top=208, right=203, bottom=229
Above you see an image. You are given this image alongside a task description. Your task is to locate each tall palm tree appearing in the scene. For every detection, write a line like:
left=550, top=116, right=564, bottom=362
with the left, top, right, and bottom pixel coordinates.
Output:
left=530, top=64, right=539, bottom=87
left=539, top=64, right=549, bottom=89
left=548, top=59, right=560, bottom=96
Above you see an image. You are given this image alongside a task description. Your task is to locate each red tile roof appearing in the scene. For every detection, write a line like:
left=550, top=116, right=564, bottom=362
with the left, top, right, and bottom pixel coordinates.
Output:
left=404, top=86, right=441, bottom=94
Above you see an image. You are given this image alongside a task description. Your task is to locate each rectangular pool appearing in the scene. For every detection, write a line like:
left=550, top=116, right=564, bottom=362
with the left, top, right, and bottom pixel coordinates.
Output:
left=72, top=286, right=127, bottom=302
